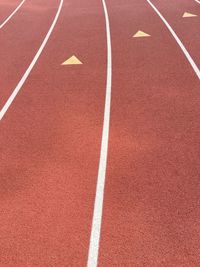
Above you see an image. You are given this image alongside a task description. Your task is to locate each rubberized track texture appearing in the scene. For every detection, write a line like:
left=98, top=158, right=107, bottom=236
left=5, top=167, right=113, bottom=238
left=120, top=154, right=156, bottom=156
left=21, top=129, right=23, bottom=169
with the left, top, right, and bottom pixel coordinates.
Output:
left=0, top=0, right=200, bottom=266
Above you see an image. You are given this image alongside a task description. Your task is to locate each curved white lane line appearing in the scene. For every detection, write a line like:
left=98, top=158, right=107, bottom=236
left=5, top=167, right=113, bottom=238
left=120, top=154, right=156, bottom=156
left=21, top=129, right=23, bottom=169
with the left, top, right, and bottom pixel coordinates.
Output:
left=0, top=0, right=26, bottom=29
left=146, top=0, right=200, bottom=79
left=195, top=0, right=200, bottom=4
left=0, top=0, right=64, bottom=120
left=87, top=0, right=112, bottom=266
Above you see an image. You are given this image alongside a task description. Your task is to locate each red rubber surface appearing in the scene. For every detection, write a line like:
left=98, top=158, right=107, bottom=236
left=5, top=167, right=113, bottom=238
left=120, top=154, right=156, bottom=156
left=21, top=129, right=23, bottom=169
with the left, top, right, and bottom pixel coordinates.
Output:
left=0, top=0, right=22, bottom=22
left=0, top=0, right=106, bottom=265
left=99, top=0, right=200, bottom=266
left=0, top=0, right=60, bottom=108
left=0, top=0, right=200, bottom=266
left=152, top=0, right=200, bottom=63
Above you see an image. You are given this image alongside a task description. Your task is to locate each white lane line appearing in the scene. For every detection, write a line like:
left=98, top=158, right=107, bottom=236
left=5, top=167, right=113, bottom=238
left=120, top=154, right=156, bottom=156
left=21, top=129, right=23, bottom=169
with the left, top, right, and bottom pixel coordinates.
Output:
left=146, top=0, right=200, bottom=79
left=195, top=0, right=200, bottom=4
left=0, top=0, right=26, bottom=29
left=0, top=0, right=64, bottom=120
left=87, top=0, right=112, bottom=266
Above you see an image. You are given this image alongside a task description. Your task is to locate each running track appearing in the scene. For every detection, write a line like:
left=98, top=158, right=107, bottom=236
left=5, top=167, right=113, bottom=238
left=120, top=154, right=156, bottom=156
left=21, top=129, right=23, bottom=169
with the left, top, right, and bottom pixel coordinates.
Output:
left=0, top=0, right=200, bottom=266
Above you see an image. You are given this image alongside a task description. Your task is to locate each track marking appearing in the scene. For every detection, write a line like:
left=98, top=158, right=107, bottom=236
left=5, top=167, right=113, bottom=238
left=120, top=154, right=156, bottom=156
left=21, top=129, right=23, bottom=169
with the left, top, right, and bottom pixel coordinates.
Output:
left=0, top=0, right=26, bottom=29
left=146, top=0, right=200, bottom=79
left=87, top=0, right=112, bottom=266
left=182, top=12, right=197, bottom=18
left=62, top=55, right=82, bottom=65
left=0, top=0, right=64, bottom=121
left=133, top=30, right=151, bottom=37
left=195, top=0, right=200, bottom=4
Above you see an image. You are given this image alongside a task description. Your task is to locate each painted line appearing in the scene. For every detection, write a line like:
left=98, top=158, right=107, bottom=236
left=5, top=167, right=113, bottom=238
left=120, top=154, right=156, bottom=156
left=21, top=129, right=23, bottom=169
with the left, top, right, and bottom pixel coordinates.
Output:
left=146, top=0, right=200, bottom=79
left=0, top=0, right=26, bottom=29
left=195, top=0, right=200, bottom=4
left=0, top=0, right=64, bottom=120
left=87, top=0, right=112, bottom=266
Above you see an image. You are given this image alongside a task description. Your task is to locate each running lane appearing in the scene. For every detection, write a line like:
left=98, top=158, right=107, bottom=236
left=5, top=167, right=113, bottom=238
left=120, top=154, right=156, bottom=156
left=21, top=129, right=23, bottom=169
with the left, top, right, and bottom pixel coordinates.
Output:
left=0, top=0, right=23, bottom=23
left=151, top=0, right=200, bottom=64
left=0, top=0, right=61, bottom=108
left=98, top=0, right=200, bottom=266
left=0, top=0, right=107, bottom=266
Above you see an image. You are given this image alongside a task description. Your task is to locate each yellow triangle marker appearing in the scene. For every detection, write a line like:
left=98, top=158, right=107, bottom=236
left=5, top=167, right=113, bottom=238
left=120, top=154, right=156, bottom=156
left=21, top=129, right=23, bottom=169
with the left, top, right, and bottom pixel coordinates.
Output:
left=182, top=12, right=197, bottom=18
left=62, top=55, right=83, bottom=65
left=133, top=31, right=151, bottom=38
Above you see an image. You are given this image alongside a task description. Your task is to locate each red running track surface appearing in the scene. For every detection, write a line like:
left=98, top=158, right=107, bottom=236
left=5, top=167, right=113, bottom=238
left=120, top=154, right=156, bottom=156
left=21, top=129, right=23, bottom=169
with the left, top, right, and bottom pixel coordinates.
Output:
left=0, top=0, right=23, bottom=22
left=0, top=0, right=200, bottom=266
